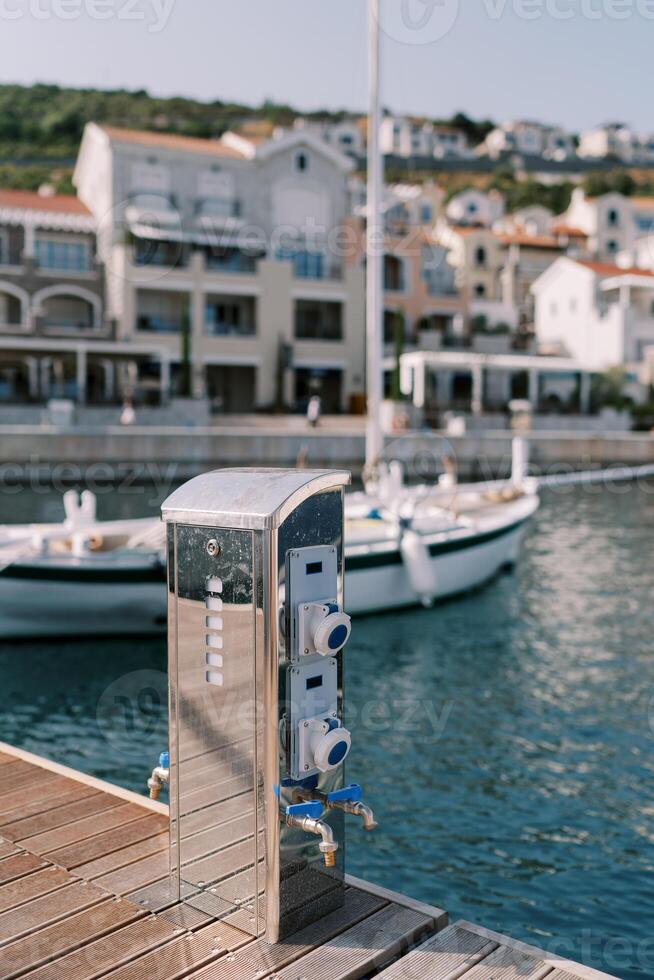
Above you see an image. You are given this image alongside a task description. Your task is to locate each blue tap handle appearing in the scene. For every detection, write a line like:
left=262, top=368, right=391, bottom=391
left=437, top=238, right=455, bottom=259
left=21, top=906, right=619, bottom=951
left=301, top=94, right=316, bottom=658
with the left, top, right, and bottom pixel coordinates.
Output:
left=159, top=751, right=169, bottom=768
left=327, top=783, right=362, bottom=804
left=286, top=801, right=323, bottom=819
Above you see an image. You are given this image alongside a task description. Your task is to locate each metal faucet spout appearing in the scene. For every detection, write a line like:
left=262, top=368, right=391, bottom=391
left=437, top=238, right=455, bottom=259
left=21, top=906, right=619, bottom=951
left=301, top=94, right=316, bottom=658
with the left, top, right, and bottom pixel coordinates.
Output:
left=347, top=800, right=378, bottom=831
left=285, top=812, right=339, bottom=868
left=147, top=764, right=169, bottom=800
left=294, top=787, right=378, bottom=832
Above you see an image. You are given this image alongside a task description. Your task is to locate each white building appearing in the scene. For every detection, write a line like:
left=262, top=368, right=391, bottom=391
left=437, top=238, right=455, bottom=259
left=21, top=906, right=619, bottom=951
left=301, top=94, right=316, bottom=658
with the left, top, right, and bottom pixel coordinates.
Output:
left=445, top=189, right=504, bottom=228
left=578, top=123, right=641, bottom=163
left=532, top=256, right=654, bottom=370
left=563, top=188, right=637, bottom=261
left=74, top=123, right=365, bottom=412
left=379, top=115, right=469, bottom=159
left=481, top=121, right=575, bottom=160
left=286, top=118, right=364, bottom=157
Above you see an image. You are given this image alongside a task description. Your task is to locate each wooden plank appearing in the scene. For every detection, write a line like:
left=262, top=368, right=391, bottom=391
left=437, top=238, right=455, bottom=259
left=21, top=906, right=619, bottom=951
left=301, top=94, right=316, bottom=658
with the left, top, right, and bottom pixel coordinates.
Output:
left=0, top=840, right=19, bottom=859
left=374, top=923, right=498, bottom=980
left=0, top=764, right=55, bottom=793
left=45, top=814, right=168, bottom=870
left=0, top=897, right=145, bottom=980
left=455, top=922, right=620, bottom=980
left=0, top=769, right=55, bottom=813
left=271, top=903, right=436, bottom=980
left=0, top=792, right=122, bottom=843
left=21, top=914, right=184, bottom=980
left=0, top=852, right=48, bottom=886
left=0, top=866, right=72, bottom=915
left=0, top=880, right=107, bottom=945
left=21, top=803, right=152, bottom=855
left=456, top=943, right=549, bottom=980
left=0, top=781, right=99, bottom=826
left=345, top=874, right=448, bottom=930
left=188, top=885, right=387, bottom=980
left=98, top=851, right=169, bottom=896
left=0, top=742, right=167, bottom=817
left=73, top=831, right=168, bottom=880
left=93, top=920, right=238, bottom=980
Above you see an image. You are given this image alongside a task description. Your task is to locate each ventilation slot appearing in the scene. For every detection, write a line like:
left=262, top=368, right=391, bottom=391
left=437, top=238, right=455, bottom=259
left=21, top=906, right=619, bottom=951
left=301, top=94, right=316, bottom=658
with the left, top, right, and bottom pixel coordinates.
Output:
left=205, top=576, right=224, bottom=685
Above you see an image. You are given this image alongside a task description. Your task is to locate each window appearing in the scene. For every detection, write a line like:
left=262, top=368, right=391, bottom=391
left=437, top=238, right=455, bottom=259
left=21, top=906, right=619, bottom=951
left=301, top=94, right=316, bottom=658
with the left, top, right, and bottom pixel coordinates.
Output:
left=294, top=151, right=309, bottom=173
left=295, top=300, right=343, bottom=340
left=131, top=162, right=170, bottom=194
left=607, top=208, right=620, bottom=228
left=0, top=230, right=7, bottom=265
left=420, top=204, right=432, bottom=224
left=475, top=246, right=487, bottom=267
left=606, top=240, right=618, bottom=255
left=467, top=202, right=478, bottom=215
left=550, top=301, right=558, bottom=316
left=474, top=283, right=486, bottom=297
left=277, top=248, right=324, bottom=279
left=383, top=254, right=405, bottom=292
left=205, top=299, right=255, bottom=336
left=35, top=238, right=89, bottom=272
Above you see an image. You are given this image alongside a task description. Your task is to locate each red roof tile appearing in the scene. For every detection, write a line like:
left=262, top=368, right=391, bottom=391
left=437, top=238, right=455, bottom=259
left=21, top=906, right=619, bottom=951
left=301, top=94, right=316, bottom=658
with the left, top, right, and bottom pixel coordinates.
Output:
left=99, top=125, right=246, bottom=159
left=577, top=259, right=654, bottom=279
left=0, top=188, right=91, bottom=215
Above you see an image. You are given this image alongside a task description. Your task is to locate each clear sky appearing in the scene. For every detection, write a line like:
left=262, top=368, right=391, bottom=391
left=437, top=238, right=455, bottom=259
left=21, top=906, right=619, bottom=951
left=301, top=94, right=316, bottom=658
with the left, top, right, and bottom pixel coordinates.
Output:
left=0, top=0, right=650, bottom=132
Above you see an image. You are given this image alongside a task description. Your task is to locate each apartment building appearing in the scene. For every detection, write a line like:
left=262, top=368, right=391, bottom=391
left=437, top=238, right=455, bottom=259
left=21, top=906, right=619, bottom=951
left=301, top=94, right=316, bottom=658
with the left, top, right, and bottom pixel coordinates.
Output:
left=379, top=115, right=469, bottom=159
left=532, top=257, right=654, bottom=370
left=578, top=122, right=641, bottom=163
left=74, top=123, right=365, bottom=413
left=563, top=188, right=639, bottom=261
left=0, top=188, right=122, bottom=403
left=480, top=121, right=575, bottom=160
left=498, top=230, right=566, bottom=329
left=287, top=118, right=365, bottom=157
left=444, top=189, right=504, bottom=228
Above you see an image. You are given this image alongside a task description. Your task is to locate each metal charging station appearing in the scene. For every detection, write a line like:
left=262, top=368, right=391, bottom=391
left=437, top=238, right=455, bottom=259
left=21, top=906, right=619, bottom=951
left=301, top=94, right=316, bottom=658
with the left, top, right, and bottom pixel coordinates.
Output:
left=145, top=469, right=376, bottom=942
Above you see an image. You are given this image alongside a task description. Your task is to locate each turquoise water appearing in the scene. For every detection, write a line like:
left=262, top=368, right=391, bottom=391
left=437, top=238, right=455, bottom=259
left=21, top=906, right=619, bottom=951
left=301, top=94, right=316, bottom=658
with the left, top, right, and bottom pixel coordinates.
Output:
left=1, top=484, right=653, bottom=978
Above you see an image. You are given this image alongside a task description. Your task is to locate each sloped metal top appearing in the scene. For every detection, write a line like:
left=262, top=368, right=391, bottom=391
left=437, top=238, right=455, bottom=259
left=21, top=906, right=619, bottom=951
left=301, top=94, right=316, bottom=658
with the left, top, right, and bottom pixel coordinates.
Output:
left=162, top=468, right=350, bottom=530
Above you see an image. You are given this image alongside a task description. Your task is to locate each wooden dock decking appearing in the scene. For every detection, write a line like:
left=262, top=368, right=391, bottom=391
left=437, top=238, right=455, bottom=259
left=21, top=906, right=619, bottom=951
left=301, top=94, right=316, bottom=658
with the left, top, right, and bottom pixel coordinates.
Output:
left=0, top=742, right=619, bottom=980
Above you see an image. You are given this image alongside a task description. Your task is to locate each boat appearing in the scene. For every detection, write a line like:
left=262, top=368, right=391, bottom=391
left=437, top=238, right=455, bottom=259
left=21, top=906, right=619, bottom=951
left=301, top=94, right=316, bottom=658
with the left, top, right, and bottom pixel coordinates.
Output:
left=0, top=461, right=538, bottom=638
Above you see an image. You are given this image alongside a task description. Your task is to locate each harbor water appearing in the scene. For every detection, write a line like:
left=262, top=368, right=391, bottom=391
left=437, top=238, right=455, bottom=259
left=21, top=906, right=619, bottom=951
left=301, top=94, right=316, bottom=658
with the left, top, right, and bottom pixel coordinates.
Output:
left=1, top=483, right=653, bottom=978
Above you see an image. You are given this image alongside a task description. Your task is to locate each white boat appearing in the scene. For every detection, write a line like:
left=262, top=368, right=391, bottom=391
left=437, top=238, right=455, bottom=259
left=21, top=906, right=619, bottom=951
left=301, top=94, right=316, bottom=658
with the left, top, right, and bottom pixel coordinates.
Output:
left=0, top=471, right=538, bottom=638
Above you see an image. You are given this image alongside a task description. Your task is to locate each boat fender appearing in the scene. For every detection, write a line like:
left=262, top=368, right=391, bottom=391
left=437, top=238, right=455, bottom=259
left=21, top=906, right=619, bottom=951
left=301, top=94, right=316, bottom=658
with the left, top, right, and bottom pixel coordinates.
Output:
left=399, top=528, right=438, bottom=608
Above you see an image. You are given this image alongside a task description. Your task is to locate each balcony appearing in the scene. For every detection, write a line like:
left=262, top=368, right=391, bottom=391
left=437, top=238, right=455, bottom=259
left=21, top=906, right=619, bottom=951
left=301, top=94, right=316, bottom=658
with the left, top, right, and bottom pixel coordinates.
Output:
left=204, top=248, right=260, bottom=275
left=295, top=300, right=343, bottom=341
left=205, top=295, right=256, bottom=337
left=277, top=250, right=342, bottom=281
left=135, top=289, right=189, bottom=334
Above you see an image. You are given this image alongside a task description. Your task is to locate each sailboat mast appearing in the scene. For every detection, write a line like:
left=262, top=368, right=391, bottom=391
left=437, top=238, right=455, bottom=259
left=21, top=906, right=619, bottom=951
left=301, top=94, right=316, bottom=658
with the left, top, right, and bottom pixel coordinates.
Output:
left=365, top=0, right=383, bottom=472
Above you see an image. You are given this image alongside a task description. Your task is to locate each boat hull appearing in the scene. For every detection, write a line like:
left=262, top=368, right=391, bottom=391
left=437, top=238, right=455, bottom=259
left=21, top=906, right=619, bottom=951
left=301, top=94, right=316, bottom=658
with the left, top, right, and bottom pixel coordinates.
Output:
left=0, top=570, right=166, bottom=639
left=0, top=495, right=538, bottom=638
left=346, top=514, right=527, bottom=615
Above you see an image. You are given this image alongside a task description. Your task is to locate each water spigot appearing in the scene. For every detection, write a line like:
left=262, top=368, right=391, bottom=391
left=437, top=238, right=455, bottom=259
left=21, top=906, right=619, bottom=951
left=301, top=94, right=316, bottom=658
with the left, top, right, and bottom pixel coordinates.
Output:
left=147, top=751, right=170, bottom=800
left=296, top=783, right=378, bottom=832
left=284, top=802, right=339, bottom=869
